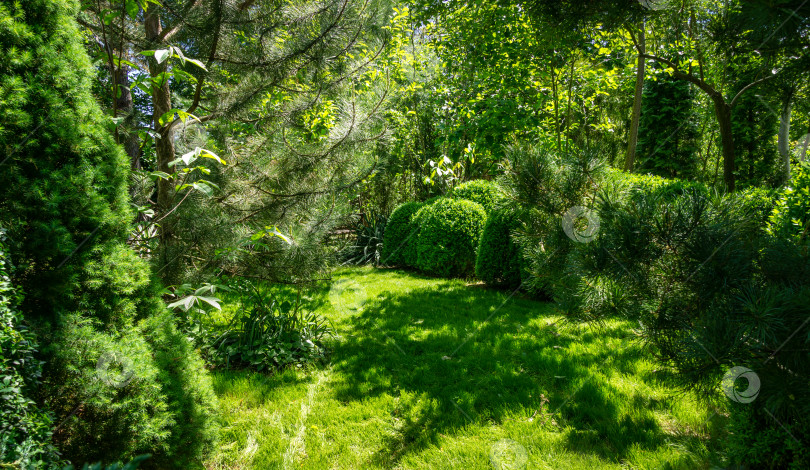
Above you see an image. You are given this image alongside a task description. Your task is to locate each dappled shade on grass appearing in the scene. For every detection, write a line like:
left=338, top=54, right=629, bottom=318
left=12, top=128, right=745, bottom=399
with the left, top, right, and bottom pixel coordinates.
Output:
left=208, top=268, right=720, bottom=469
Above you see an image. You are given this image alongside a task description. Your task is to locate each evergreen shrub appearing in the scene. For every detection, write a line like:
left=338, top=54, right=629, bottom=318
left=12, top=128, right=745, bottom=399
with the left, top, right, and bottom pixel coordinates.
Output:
left=415, top=198, right=487, bottom=277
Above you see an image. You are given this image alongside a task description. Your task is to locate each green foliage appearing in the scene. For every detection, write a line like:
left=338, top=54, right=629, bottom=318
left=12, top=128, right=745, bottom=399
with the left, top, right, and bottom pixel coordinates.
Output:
left=602, top=168, right=711, bottom=203
left=84, top=0, right=397, bottom=287
left=768, top=161, right=810, bottom=242
left=567, top=179, right=810, bottom=466
left=64, top=455, right=150, bottom=470
left=341, top=210, right=387, bottom=266
left=726, top=405, right=810, bottom=469
left=381, top=202, right=424, bottom=267
left=0, top=0, right=134, bottom=320
left=137, top=310, right=220, bottom=468
left=500, top=143, right=604, bottom=298
left=450, top=180, right=504, bottom=213
left=636, top=74, right=701, bottom=179
left=734, top=186, right=777, bottom=230
left=180, top=280, right=332, bottom=372
left=731, top=79, right=780, bottom=188
left=508, top=140, right=808, bottom=462
left=475, top=210, right=523, bottom=288
left=0, top=232, right=62, bottom=468
left=41, top=310, right=219, bottom=468
left=415, top=198, right=487, bottom=277
left=0, top=2, right=218, bottom=467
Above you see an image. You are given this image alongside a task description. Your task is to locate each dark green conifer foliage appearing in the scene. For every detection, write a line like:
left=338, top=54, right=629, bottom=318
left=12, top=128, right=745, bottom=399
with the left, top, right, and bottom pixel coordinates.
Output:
left=636, top=75, right=700, bottom=179
left=0, top=0, right=133, bottom=320
left=0, top=1, right=218, bottom=466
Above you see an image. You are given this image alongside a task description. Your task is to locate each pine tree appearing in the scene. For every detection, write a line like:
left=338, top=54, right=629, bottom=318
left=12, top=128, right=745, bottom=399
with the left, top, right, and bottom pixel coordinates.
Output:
left=79, top=0, right=395, bottom=284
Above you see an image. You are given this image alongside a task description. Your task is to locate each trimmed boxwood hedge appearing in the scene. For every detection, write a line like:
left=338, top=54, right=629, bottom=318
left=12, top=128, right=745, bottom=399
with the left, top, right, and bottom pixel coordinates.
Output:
left=382, top=202, right=423, bottom=267
left=415, top=198, right=487, bottom=277
left=450, top=180, right=504, bottom=213
left=475, top=209, right=523, bottom=288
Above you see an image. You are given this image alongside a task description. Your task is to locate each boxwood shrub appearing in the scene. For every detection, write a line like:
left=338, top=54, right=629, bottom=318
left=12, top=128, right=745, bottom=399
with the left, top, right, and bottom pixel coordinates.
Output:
left=415, top=198, right=487, bottom=277
left=475, top=210, right=523, bottom=288
left=450, top=180, right=504, bottom=213
left=382, top=202, right=424, bottom=267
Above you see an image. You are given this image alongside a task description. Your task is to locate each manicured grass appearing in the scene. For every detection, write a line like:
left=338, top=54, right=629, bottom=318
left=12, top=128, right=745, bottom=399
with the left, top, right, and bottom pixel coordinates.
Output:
left=205, top=267, right=725, bottom=469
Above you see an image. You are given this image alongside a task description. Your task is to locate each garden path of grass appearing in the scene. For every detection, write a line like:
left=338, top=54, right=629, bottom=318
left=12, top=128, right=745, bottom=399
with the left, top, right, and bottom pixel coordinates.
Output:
left=205, top=267, right=724, bottom=469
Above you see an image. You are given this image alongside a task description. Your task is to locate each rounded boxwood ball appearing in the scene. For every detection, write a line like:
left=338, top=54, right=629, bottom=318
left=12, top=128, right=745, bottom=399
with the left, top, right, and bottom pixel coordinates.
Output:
left=416, top=198, right=487, bottom=277
left=476, top=209, right=523, bottom=288
left=382, top=201, right=423, bottom=267
left=450, top=180, right=504, bottom=213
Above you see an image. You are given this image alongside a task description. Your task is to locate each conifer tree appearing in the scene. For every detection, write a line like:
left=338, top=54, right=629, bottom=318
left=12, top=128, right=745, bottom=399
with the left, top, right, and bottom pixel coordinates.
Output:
left=0, top=1, right=218, bottom=466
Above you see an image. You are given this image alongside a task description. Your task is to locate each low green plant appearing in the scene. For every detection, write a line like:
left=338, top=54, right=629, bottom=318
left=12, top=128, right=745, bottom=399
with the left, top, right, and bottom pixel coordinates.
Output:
left=41, top=311, right=219, bottom=468
left=475, top=209, right=523, bottom=288
left=341, top=209, right=387, bottom=266
left=64, top=455, right=150, bottom=470
left=381, top=202, right=423, bottom=267
left=571, top=183, right=810, bottom=466
left=415, top=198, right=487, bottom=277
left=726, top=404, right=810, bottom=469
left=450, top=180, right=504, bottom=213
left=177, top=280, right=332, bottom=372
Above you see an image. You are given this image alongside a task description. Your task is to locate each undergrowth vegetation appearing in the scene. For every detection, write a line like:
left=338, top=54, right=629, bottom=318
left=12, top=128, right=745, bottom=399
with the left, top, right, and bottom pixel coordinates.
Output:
left=174, top=280, right=333, bottom=372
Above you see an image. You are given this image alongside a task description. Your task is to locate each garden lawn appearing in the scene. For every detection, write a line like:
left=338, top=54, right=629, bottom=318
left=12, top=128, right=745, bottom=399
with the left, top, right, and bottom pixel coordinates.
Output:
left=205, top=267, right=724, bottom=469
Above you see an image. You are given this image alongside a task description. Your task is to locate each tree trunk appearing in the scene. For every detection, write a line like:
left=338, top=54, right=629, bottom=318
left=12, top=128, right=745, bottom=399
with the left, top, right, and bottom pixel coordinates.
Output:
left=145, top=6, right=178, bottom=281
left=112, top=64, right=142, bottom=171
left=778, top=94, right=793, bottom=183
left=550, top=62, right=560, bottom=152
left=713, top=97, right=736, bottom=192
left=624, top=26, right=645, bottom=172
left=800, top=125, right=810, bottom=163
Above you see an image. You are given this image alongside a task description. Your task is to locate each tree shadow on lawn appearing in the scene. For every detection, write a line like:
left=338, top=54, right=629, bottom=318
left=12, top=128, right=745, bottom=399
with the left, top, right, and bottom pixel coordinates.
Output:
left=327, top=282, right=675, bottom=465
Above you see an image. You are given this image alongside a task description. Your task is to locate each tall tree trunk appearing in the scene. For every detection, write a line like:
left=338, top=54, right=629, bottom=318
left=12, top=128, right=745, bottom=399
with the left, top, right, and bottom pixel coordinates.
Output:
left=800, top=125, right=810, bottom=163
left=564, top=57, right=575, bottom=152
left=550, top=62, right=560, bottom=152
left=625, top=26, right=645, bottom=172
left=778, top=93, right=793, bottom=183
left=145, top=6, right=178, bottom=281
left=112, top=64, right=142, bottom=171
left=713, top=97, right=736, bottom=192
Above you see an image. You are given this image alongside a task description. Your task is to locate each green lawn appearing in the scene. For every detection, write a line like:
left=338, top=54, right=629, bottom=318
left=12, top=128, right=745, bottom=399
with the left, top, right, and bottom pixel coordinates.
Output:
left=205, top=267, right=724, bottom=469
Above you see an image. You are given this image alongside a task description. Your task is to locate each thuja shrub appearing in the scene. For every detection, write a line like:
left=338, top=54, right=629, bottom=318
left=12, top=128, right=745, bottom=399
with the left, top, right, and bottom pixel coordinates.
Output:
left=450, top=180, right=504, bottom=213
left=381, top=202, right=423, bottom=267
left=0, top=1, right=217, bottom=467
left=475, top=209, right=524, bottom=289
left=415, top=198, right=487, bottom=277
